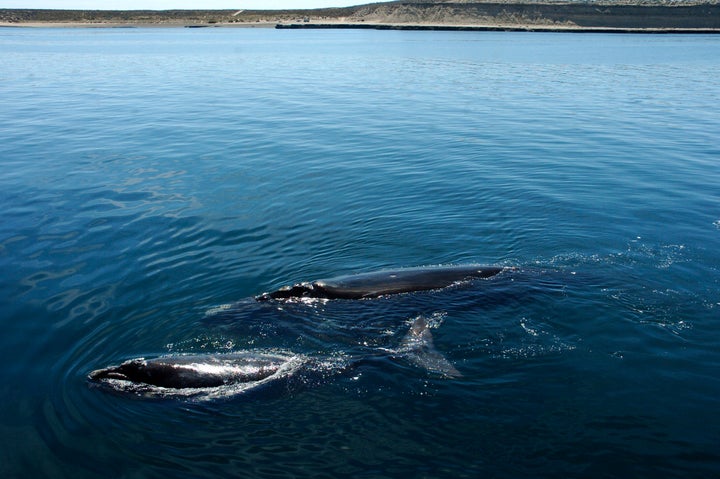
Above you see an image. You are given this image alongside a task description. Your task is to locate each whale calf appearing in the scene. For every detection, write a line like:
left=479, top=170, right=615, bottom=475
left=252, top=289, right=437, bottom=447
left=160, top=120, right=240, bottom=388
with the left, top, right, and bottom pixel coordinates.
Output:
left=257, top=265, right=508, bottom=301
left=88, top=316, right=459, bottom=400
left=88, top=350, right=311, bottom=399
left=88, top=351, right=298, bottom=389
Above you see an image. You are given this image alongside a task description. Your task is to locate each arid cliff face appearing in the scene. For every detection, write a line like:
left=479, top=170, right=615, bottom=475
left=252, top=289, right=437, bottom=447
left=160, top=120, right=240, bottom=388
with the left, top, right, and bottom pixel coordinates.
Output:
left=347, top=2, right=720, bottom=28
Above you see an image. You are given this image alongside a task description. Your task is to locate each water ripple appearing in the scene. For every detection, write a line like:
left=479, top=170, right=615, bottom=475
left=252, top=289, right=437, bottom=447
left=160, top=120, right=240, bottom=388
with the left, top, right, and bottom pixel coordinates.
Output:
left=2, top=28, right=720, bottom=479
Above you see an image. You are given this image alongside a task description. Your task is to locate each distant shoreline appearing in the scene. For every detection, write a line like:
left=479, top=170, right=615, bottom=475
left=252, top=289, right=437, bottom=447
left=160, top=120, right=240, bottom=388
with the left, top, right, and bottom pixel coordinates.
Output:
left=2, top=21, right=717, bottom=34
left=2, top=2, right=719, bottom=32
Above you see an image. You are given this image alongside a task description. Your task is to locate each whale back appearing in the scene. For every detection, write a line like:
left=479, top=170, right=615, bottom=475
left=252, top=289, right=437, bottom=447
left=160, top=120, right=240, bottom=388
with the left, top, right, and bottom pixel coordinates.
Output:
left=317, top=265, right=504, bottom=299
left=259, top=265, right=506, bottom=301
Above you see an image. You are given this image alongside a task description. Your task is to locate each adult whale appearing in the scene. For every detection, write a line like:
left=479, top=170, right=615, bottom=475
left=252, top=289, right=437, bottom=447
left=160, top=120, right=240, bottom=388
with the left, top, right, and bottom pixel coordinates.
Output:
left=256, top=265, right=509, bottom=301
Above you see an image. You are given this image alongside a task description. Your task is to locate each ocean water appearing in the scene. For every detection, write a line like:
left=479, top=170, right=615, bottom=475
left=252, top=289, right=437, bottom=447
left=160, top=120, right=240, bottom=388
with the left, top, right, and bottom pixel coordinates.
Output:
left=1, top=26, right=719, bottom=478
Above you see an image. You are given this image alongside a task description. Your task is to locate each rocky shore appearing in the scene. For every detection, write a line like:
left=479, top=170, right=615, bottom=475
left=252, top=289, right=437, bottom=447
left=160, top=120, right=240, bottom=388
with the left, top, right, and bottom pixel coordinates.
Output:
left=1, top=1, right=719, bottom=31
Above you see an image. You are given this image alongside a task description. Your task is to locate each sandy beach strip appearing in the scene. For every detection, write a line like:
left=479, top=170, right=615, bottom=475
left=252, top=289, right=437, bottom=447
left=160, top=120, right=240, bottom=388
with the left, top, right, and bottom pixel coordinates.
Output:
left=2, top=20, right=718, bottom=33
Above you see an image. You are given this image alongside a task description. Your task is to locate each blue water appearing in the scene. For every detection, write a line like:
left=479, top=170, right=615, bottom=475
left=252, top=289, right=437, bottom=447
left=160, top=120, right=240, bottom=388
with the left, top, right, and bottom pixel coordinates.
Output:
left=1, top=26, right=719, bottom=478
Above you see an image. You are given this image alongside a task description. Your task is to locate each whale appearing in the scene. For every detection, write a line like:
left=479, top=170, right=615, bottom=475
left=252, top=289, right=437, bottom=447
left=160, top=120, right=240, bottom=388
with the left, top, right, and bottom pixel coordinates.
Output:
left=256, top=265, right=508, bottom=301
left=88, top=316, right=459, bottom=400
left=88, top=351, right=301, bottom=389
left=88, top=350, right=312, bottom=399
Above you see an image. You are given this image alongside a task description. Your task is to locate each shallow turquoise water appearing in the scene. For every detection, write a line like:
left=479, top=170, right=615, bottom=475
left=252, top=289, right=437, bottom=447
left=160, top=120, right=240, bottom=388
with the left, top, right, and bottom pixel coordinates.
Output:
left=1, top=27, right=719, bottom=478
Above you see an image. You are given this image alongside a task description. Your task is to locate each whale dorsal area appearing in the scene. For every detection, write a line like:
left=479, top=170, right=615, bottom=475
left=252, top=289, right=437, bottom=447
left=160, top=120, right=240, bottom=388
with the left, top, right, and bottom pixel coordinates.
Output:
left=259, top=265, right=507, bottom=300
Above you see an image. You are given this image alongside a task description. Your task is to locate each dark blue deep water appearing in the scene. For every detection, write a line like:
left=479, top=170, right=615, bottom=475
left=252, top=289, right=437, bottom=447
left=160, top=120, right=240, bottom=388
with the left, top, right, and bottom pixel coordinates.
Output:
left=1, top=27, right=719, bottom=478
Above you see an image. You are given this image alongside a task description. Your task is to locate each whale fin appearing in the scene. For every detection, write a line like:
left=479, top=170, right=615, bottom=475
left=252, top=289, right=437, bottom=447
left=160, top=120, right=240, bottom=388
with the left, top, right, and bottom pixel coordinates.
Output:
left=397, top=316, right=462, bottom=378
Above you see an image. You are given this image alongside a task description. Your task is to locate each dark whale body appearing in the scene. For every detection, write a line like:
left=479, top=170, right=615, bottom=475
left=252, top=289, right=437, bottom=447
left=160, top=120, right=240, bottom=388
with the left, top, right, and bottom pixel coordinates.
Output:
left=257, top=265, right=507, bottom=301
left=88, top=351, right=297, bottom=390
left=88, top=351, right=314, bottom=400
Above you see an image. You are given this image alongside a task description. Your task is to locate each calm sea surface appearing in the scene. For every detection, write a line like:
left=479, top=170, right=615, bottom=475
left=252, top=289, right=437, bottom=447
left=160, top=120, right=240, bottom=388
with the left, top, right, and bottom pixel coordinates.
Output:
left=1, top=27, right=719, bottom=478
